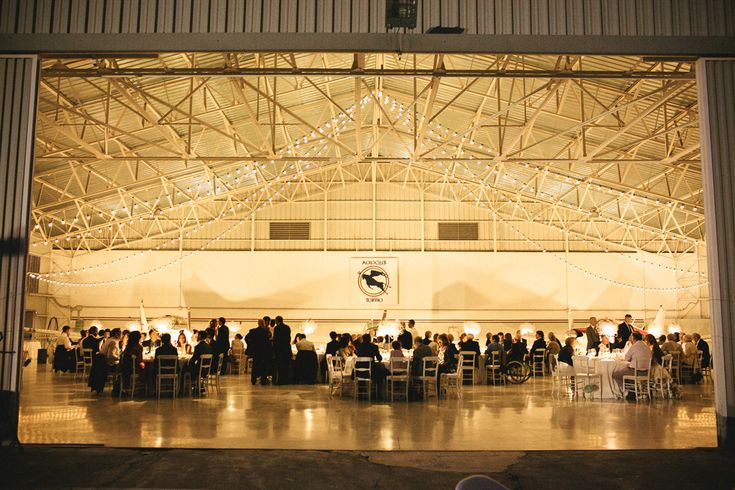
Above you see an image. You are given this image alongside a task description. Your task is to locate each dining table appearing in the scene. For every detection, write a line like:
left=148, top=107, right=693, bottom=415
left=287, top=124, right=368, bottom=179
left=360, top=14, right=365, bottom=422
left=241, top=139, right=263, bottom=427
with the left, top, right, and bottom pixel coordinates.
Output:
left=573, top=354, right=629, bottom=399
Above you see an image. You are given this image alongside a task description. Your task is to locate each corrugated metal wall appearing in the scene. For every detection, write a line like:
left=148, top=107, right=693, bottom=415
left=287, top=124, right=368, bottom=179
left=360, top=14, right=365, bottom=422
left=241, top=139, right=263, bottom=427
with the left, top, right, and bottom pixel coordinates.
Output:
left=697, top=58, right=735, bottom=448
left=1, top=0, right=733, bottom=36
left=0, top=56, right=38, bottom=443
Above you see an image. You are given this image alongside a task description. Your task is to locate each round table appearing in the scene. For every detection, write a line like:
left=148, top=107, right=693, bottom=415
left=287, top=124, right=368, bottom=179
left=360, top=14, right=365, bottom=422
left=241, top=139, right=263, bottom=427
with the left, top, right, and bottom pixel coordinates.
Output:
left=574, top=355, right=628, bottom=399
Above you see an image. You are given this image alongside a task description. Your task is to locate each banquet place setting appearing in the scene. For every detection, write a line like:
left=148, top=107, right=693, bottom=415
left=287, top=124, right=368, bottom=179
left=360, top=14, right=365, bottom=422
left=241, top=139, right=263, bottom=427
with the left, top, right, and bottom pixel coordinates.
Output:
left=46, top=305, right=712, bottom=404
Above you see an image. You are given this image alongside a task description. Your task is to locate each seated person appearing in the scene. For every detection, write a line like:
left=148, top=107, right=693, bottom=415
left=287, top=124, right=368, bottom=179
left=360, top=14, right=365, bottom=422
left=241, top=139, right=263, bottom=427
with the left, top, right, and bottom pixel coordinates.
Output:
left=597, top=335, right=612, bottom=354
left=530, top=331, right=547, bottom=356
left=692, top=333, right=710, bottom=369
left=558, top=337, right=576, bottom=367
left=613, top=332, right=652, bottom=398
left=295, top=333, right=315, bottom=351
left=507, top=332, right=528, bottom=363
left=411, top=336, right=433, bottom=376
left=484, top=335, right=503, bottom=365
left=189, top=330, right=213, bottom=380
left=681, top=334, right=697, bottom=367
left=154, top=332, right=178, bottom=373
left=389, top=340, right=405, bottom=359
left=461, top=333, right=481, bottom=367
left=661, top=333, right=684, bottom=357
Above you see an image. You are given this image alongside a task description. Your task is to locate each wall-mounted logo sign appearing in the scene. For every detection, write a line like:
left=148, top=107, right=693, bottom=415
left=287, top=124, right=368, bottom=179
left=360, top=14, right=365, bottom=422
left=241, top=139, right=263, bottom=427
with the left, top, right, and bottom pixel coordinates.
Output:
left=350, top=258, right=398, bottom=305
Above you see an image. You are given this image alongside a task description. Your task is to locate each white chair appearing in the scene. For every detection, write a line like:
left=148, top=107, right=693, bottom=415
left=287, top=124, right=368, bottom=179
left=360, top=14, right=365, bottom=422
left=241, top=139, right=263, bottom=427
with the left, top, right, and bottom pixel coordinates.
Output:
left=354, top=357, right=373, bottom=401
left=119, top=354, right=142, bottom=399
left=156, top=355, right=179, bottom=399
left=530, top=349, right=545, bottom=378
left=485, top=351, right=505, bottom=385
left=623, top=358, right=652, bottom=401
left=187, top=354, right=213, bottom=397
left=418, top=356, right=439, bottom=401
left=550, top=354, right=574, bottom=398
left=458, top=351, right=476, bottom=385
left=208, top=353, right=223, bottom=394
left=668, top=351, right=682, bottom=384
left=326, top=354, right=344, bottom=397
left=387, top=358, right=410, bottom=401
left=441, top=371, right=461, bottom=398
left=651, top=355, right=673, bottom=399
left=572, top=356, right=602, bottom=400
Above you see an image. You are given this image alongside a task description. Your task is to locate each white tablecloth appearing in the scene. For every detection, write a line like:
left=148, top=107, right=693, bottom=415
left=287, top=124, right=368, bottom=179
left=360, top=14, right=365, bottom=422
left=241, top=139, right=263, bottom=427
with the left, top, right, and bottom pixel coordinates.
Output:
left=573, top=355, right=628, bottom=399
left=24, top=341, right=42, bottom=360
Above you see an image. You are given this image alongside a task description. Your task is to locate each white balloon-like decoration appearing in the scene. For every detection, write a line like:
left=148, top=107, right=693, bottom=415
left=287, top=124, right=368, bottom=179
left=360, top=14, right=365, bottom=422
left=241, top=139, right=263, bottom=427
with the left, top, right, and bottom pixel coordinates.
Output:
left=376, top=320, right=399, bottom=339
left=598, top=320, right=617, bottom=339
left=519, top=322, right=535, bottom=337
left=301, top=320, right=317, bottom=336
left=463, top=321, right=481, bottom=338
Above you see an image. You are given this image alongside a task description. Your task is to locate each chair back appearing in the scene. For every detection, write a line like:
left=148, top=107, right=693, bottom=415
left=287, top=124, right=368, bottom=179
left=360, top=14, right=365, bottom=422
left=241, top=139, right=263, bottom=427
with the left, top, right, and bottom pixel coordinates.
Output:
left=632, top=357, right=651, bottom=376
left=662, top=354, right=673, bottom=374
left=573, top=356, right=595, bottom=376
left=549, top=354, right=559, bottom=375
left=198, top=354, right=213, bottom=379
left=389, top=358, right=409, bottom=377
left=354, top=357, right=372, bottom=379
left=459, top=351, right=476, bottom=368
left=532, top=349, right=545, bottom=363
left=695, top=350, right=703, bottom=371
left=82, top=348, right=94, bottom=366
left=157, top=355, right=178, bottom=376
left=422, top=356, right=439, bottom=379
left=488, top=350, right=501, bottom=367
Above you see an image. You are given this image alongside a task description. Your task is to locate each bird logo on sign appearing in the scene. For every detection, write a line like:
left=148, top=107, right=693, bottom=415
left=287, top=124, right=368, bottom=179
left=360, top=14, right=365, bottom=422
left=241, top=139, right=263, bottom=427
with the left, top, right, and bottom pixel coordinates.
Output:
left=358, top=266, right=390, bottom=297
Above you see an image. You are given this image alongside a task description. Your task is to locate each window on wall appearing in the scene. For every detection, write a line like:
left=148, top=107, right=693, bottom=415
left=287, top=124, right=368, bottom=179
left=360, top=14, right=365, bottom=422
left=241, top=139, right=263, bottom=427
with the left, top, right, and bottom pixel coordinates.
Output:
left=438, top=222, right=479, bottom=241
left=269, top=222, right=311, bottom=240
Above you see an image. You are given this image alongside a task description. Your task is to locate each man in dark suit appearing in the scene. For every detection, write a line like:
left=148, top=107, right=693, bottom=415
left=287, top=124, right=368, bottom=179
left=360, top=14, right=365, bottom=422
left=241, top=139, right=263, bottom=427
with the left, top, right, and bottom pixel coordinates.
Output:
left=272, top=316, right=292, bottom=385
left=215, top=317, right=230, bottom=375
left=692, top=333, right=711, bottom=369
left=461, top=333, right=482, bottom=367
left=245, top=319, right=272, bottom=385
left=616, top=314, right=634, bottom=348
left=189, top=330, right=213, bottom=380
left=155, top=333, right=178, bottom=358
left=355, top=333, right=387, bottom=396
left=398, top=323, right=413, bottom=350
left=82, top=326, right=100, bottom=354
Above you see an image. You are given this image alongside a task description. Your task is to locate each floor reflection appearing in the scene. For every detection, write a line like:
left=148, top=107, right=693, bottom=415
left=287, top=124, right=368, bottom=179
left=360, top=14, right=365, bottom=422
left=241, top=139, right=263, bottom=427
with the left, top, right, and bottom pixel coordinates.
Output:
left=18, top=364, right=717, bottom=450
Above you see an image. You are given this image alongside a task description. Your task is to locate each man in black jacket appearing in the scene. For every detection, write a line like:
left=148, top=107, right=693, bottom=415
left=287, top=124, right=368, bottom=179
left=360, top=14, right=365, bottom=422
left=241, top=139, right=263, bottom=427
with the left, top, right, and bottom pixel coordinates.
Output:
left=82, top=326, right=100, bottom=354
left=616, top=314, right=634, bottom=348
left=398, top=322, right=413, bottom=350
left=246, top=319, right=272, bottom=385
left=215, top=317, right=230, bottom=375
left=189, top=331, right=213, bottom=381
left=461, top=333, right=482, bottom=367
left=272, top=316, right=292, bottom=385
left=692, top=333, right=711, bottom=369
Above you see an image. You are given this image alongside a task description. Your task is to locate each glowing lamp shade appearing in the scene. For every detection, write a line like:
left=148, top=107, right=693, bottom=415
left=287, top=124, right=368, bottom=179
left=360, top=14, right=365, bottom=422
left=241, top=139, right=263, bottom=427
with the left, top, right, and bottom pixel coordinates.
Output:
left=668, top=323, right=681, bottom=334
left=519, top=323, right=535, bottom=337
left=463, top=321, right=481, bottom=337
left=599, top=321, right=616, bottom=338
left=301, top=320, right=317, bottom=336
left=376, top=321, right=399, bottom=339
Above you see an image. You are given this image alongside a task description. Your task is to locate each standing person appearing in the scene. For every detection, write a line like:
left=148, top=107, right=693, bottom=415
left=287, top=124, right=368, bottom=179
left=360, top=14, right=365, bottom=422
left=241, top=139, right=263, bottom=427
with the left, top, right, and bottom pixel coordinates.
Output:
left=616, top=314, right=635, bottom=348
left=585, top=317, right=601, bottom=353
left=215, top=317, right=230, bottom=375
left=398, top=322, right=413, bottom=349
left=272, top=316, right=292, bottom=385
left=246, top=319, right=272, bottom=385
left=53, top=326, right=74, bottom=373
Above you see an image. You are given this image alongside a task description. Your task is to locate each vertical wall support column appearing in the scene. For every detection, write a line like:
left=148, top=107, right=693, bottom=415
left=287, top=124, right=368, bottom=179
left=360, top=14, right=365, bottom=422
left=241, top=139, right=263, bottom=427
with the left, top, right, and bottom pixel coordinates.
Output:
left=697, top=58, right=735, bottom=449
left=0, top=56, right=38, bottom=445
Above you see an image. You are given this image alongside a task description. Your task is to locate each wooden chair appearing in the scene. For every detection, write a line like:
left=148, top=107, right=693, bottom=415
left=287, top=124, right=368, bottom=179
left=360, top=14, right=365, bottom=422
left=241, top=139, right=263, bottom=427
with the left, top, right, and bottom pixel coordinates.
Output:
left=190, top=354, right=213, bottom=397
left=387, top=358, right=410, bottom=401
left=73, top=348, right=86, bottom=381
left=485, top=351, right=504, bottom=385
left=354, top=357, right=373, bottom=401
left=652, top=355, right=673, bottom=399
left=119, top=355, right=141, bottom=399
left=209, top=353, right=223, bottom=394
left=418, top=356, right=439, bottom=401
left=156, top=355, right=179, bottom=399
left=530, top=349, right=545, bottom=377
left=550, top=354, right=574, bottom=398
left=228, top=348, right=244, bottom=375
left=440, top=369, right=461, bottom=399
left=669, top=351, right=682, bottom=384
left=458, top=351, right=476, bottom=385
left=701, top=349, right=712, bottom=379
left=325, top=354, right=344, bottom=397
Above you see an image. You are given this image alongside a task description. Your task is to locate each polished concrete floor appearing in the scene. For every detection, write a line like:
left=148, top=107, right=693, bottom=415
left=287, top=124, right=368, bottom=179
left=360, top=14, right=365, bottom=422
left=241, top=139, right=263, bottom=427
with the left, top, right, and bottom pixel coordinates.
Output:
left=18, top=363, right=717, bottom=450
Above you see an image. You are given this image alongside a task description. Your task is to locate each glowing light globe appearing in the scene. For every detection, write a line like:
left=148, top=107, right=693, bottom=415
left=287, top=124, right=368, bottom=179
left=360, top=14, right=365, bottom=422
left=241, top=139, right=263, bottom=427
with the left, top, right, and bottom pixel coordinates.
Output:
left=463, top=321, right=481, bottom=338
left=376, top=321, right=399, bottom=339
left=301, top=320, right=317, bottom=336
